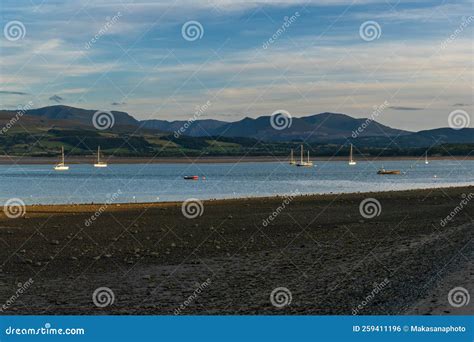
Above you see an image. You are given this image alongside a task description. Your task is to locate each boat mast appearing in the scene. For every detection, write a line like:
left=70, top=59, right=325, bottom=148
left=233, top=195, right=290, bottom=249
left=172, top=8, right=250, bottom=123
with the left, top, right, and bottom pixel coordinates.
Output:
left=300, top=145, right=303, bottom=164
left=61, top=146, right=65, bottom=165
left=350, top=144, right=353, bottom=162
left=97, top=146, right=100, bottom=164
left=307, top=151, right=310, bottom=163
left=290, top=149, right=294, bottom=163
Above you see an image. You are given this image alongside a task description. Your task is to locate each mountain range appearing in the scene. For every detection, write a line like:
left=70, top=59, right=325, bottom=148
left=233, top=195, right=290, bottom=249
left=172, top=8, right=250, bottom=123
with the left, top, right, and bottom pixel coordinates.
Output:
left=141, top=112, right=410, bottom=142
left=0, top=105, right=472, bottom=157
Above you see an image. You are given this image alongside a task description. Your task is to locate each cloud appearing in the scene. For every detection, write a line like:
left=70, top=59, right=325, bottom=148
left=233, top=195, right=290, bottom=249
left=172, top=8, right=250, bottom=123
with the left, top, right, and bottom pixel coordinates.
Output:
left=352, top=3, right=470, bottom=22
left=2, top=0, right=471, bottom=132
left=0, top=90, right=29, bottom=95
left=49, top=95, right=64, bottom=103
left=388, top=106, right=424, bottom=111
left=59, top=88, right=87, bottom=95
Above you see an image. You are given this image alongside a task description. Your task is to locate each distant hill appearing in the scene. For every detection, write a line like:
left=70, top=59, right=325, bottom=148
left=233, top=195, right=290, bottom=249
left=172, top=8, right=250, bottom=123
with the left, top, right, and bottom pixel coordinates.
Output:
left=142, top=118, right=227, bottom=137
left=0, top=105, right=472, bottom=157
left=346, top=128, right=474, bottom=148
left=2, top=105, right=412, bottom=141
left=0, top=105, right=139, bottom=129
left=141, top=112, right=410, bottom=141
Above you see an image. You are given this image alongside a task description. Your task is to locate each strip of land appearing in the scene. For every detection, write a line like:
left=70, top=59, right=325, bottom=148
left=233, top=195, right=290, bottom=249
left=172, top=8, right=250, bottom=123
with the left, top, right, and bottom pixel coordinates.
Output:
left=0, top=155, right=473, bottom=165
left=0, top=186, right=472, bottom=314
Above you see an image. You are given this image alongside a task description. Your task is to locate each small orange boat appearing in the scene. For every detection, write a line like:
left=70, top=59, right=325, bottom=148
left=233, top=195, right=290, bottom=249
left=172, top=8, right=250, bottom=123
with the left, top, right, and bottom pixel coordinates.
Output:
left=184, top=175, right=199, bottom=180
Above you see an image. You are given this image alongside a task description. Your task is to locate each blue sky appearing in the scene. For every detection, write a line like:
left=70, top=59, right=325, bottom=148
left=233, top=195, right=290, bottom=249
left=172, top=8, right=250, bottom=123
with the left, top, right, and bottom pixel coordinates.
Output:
left=0, top=0, right=472, bottom=130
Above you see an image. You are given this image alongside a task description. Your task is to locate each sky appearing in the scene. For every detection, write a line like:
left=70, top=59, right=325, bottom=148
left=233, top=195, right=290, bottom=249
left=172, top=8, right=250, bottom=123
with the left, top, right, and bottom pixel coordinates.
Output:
left=0, top=0, right=472, bottom=131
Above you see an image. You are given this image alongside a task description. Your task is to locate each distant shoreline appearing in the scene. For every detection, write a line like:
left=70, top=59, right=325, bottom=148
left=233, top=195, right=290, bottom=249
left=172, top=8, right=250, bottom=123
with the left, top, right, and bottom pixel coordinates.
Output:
left=0, top=155, right=473, bottom=165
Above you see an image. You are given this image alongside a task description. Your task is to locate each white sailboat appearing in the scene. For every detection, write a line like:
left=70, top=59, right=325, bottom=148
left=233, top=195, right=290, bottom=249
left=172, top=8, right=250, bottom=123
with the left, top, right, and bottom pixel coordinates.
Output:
left=54, top=146, right=69, bottom=171
left=289, top=149, right=296, bottom=165
left=296, top=145, right=313, bottom=167
left=94, top=146, right=108, bottom=168
left=424, top=151, right=429, bottom=165
left=348, top=144, right=357, bottom=165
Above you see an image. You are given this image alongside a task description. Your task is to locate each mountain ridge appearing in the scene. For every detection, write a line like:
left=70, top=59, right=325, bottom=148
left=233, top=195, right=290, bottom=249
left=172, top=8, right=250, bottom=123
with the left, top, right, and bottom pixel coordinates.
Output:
left=0, top=105, right=472, bottom=149
left=141, top=110, right=411, bottom=141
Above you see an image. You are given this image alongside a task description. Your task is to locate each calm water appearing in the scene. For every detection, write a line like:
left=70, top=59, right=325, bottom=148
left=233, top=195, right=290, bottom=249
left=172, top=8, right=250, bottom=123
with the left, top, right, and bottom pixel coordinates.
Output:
left=1, top=160, right=473, bottom=205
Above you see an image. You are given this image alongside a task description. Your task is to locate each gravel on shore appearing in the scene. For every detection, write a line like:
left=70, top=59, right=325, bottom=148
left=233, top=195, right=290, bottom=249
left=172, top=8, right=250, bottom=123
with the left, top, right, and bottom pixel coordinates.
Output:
left=0, top=186, right=472, bottom=315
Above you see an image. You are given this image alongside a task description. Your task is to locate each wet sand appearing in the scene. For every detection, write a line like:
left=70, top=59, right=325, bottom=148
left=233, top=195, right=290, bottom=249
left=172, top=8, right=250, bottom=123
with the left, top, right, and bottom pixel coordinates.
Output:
left=0, top=186, right=472, bottom=315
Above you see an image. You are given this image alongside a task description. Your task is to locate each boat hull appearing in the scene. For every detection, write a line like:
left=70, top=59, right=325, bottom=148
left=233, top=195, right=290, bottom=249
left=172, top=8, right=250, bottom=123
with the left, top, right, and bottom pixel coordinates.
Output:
left=377, top=170, right=400, bottom=175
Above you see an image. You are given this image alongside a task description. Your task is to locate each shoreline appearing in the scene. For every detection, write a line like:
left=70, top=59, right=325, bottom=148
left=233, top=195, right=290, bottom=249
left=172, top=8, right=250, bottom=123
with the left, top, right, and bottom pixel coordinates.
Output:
left=0, top=155, right=473, bottom=165
left=16, top=184, right=474, bottom=209
left=0, top=186, right=472, bottom=314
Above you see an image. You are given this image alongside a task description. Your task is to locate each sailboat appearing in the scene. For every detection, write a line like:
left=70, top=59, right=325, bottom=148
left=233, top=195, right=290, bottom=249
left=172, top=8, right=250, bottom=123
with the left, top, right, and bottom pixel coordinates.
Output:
left=54, top=146, right=69, bottom=171
left=348, top=144, right=357, bottom=165
left=424, top=151, right=429, bottom=165
left=289, top=149, right=296, bottom=165
left=296, top=145, right=313, bottom=167
left=94, top=146, right=108, bottom=168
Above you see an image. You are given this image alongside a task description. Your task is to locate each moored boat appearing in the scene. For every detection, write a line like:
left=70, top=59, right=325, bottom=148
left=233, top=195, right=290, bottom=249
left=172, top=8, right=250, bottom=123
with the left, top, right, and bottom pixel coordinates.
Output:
left=54, top=146, right=69, bottom=171
left=348, top=144, right=356, bottom=165
left=289, top=149, right=296, bottom=165
left=184, top=175, right=199, bottom=180
left=94, top=146, right=108, bottom=168
left=296, top=145, right=313, bottom=167
left=377, top=168, right=401, bottom=175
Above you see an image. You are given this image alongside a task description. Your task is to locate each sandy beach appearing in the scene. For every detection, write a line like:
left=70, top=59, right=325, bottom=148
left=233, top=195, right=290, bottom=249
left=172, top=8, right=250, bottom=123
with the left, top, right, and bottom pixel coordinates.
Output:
left=0, top=186, right=472, bottom=315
